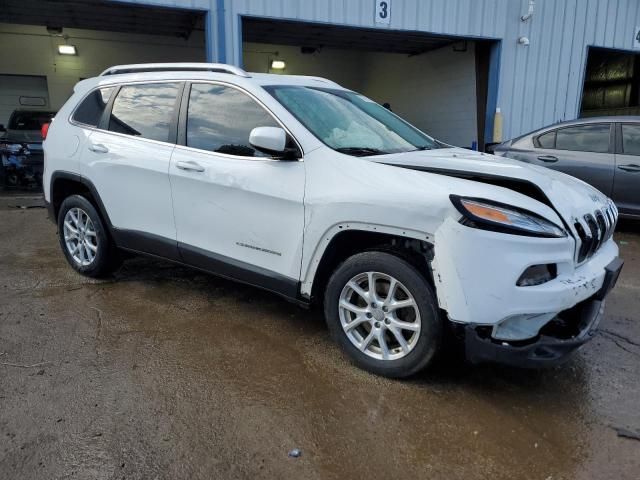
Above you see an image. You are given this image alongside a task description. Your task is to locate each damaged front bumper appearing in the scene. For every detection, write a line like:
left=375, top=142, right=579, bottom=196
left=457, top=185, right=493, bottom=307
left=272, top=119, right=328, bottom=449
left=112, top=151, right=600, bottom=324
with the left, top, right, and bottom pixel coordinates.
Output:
left=465, top=298, right=603, bottom=367
left=464, top=257, right=623, bottom=368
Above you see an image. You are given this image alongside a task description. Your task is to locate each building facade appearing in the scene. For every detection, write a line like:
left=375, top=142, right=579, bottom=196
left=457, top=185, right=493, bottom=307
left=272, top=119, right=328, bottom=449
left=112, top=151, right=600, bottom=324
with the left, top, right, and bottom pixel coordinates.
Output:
left=2, top=0, right=640, bottom=147
left=120, top=0, right=640, bottom=143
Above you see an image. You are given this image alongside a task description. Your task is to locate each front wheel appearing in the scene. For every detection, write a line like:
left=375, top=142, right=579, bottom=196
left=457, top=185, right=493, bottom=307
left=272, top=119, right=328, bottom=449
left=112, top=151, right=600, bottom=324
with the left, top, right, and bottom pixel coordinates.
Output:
left=324, top=251, right=442, bottom=378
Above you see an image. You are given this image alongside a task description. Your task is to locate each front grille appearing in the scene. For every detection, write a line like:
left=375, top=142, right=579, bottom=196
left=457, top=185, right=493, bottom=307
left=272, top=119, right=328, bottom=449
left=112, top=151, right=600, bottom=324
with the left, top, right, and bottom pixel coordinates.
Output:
left=573, top=200, right=618, bottom=263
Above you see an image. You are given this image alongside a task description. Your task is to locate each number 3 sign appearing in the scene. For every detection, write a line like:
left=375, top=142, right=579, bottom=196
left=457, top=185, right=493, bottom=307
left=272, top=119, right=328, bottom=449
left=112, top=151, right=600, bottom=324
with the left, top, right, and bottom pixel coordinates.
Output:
left=375, top=0, right=391, bottom=25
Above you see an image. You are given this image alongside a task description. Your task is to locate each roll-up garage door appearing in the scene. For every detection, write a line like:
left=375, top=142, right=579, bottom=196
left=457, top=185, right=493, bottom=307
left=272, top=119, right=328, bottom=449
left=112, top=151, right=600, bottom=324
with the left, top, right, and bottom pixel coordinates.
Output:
left=0, top=75, right=50, bottom=128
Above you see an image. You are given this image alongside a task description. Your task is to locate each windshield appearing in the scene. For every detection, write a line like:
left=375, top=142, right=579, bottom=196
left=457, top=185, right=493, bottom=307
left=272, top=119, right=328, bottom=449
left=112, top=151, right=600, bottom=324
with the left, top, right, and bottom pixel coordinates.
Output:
left=265, top=86, right=443, bottom=156
left=8, top=111, right=55, bottom=131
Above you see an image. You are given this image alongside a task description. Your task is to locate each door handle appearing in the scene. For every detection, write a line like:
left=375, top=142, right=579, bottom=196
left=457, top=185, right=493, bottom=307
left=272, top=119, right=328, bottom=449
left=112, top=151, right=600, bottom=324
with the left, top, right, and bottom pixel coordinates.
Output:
left=618, top=164, right=640, bottom=172
left=537, top=155, right=558, bottom=163
left=88, top=143, right=109, bottom=154
left=176, top=160, right=205, bottom=172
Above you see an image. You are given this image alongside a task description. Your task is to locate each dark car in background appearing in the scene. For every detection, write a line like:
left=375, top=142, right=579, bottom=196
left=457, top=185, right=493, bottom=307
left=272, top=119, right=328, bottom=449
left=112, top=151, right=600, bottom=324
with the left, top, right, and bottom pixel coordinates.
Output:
left=493, top=116, right=640, bottom=218
left=0, top=110, right=55, bottom=190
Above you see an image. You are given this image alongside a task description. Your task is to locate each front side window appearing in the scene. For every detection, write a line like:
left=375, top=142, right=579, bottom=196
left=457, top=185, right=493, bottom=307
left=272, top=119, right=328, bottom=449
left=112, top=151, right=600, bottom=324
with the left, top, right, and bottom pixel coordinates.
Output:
left=108, top=83, right=180, bottom=142
left=621, top=124, right=640, bottom=156
left=72, top=87, right=115, bottom=127
left=554, top=124, right=610, bottom=153
left=186, top=83, right=278, bottom=157
left=266, top=85, right=441, bottom=156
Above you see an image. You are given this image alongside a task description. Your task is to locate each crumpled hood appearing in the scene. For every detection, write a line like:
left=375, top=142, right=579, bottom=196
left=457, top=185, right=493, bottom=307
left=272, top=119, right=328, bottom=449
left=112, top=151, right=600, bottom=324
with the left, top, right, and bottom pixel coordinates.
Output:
left=373, top=147, right=610, bottom=226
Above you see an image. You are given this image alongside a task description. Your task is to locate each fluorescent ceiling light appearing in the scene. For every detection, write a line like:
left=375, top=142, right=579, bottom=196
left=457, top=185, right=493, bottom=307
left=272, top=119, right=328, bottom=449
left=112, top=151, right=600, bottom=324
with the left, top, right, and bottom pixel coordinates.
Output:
left=58, top=45, right=77, bottom=55
left=270, top=59, right=286, bottom=70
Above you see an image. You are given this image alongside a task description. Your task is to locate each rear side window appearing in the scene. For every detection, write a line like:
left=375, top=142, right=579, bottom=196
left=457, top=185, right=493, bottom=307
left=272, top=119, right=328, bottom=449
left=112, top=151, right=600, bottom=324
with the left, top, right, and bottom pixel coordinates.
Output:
left=186, top=83, right=278, bottom=157
left=72, top=87, right=115, bottom=127
left=535, top=131, right=556, bottom=149
left=555, top=124, right=610, bottom=153
left=621, top=124, right=640, bottom=156
left=108, top=83, right=180, bottom=142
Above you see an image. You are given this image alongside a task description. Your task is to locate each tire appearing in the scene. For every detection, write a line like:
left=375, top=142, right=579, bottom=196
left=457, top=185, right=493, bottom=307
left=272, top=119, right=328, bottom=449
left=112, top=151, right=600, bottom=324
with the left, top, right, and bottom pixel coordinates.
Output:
left=324, top=251, right=441, bottom=378
left=57, top=194, right=121, bottom=277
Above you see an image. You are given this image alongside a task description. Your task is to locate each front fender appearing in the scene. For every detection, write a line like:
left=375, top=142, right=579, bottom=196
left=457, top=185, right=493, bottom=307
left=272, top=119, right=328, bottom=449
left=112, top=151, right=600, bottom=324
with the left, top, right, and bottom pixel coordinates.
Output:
left=299, top=221, right=433, bottom=297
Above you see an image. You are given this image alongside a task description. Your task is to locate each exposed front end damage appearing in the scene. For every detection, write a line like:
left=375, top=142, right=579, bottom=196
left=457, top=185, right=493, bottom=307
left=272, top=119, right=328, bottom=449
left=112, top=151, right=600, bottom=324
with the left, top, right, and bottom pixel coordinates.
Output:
left=304, top=145, right=624, bottom=368
left=464, top=296, right=604, bottom=367
left=431, top=216, right=623, bottom=367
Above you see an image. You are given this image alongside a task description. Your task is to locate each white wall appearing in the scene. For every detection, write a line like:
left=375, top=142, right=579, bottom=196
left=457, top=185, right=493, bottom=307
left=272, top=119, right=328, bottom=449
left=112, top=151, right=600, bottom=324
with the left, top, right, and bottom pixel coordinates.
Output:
left=242, top=42, right=365, bottom=91
left=361, top=45, right=478, bottom=147
left=243, top=41, right=478, bottom=147
left=0, top=20, right=477, bottom=145
left=0, top=23, right=206, bottom=111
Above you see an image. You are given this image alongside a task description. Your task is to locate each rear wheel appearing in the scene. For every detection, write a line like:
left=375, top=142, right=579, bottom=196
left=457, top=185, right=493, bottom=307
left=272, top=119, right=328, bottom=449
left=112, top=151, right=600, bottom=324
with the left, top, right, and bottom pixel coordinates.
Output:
left=324, top=251, right=441, bottom=378
left=57, top=195, right=121, bottom=277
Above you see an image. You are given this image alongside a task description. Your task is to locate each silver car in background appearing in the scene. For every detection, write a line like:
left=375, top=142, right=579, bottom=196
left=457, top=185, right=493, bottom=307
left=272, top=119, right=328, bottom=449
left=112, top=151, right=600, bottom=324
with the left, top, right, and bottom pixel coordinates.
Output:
left=493, top=116, right=640, bottom=218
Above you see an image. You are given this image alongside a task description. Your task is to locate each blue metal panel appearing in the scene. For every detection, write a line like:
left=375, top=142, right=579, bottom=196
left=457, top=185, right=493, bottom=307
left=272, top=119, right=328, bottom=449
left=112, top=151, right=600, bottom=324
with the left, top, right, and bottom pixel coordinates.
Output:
left=484, top=41, right=502, bottom=146
left=205, top=10, right=213, bottom=62
left=114, top=0, right=211, bottom=9
left=216, top=0, right=226, bottom=62
left=236, top=11, right=243, bottom=67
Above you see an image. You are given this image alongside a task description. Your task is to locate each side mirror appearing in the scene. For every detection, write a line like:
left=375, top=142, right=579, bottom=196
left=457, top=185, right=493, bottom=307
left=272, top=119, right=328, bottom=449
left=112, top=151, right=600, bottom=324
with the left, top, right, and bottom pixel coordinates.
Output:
left=0, top=124, right=5, bottom=133
left=249, top=126, right=299, bottom=159
left=250, top=126, right=286, bottom=154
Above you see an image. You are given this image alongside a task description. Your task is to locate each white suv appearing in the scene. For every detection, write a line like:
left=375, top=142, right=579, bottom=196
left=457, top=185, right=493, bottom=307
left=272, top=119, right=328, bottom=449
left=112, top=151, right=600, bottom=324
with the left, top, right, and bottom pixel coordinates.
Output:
left=43, top=63, right=623, bottom=377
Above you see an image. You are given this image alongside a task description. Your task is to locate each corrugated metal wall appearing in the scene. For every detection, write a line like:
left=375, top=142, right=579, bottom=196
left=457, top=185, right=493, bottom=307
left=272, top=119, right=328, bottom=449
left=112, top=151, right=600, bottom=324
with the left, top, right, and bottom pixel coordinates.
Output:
left=125, top=0, right=640, bottom=140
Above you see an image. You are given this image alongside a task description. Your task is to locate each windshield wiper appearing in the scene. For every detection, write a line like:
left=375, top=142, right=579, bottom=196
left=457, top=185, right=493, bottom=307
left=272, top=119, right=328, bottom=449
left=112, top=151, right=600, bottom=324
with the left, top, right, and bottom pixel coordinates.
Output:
left=335, top=147, right=388, bottom=157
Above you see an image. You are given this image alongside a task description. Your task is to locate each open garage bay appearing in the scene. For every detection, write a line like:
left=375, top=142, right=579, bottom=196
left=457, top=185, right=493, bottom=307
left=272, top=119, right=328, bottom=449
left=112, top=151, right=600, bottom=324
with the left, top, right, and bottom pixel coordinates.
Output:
left=241, top=17, right=496, bottom=150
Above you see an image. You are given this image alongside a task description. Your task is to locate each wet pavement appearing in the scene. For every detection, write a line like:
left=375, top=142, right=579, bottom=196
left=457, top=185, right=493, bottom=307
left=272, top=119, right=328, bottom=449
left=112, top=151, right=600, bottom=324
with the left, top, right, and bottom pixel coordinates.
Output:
left=1, top=194, right=639, bottom=479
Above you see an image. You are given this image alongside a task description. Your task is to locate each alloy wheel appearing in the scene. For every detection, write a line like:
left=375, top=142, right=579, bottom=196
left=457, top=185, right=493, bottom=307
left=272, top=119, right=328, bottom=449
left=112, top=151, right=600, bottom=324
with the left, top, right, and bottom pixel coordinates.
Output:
left=338, top=271, right=421, bottom=361
left=63, top=207, right=98, bottom=266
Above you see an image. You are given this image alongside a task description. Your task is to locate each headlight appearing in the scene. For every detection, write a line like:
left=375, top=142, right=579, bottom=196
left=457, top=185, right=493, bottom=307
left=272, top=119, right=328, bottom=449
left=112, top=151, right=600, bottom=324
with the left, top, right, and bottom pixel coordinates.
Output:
left=450, top=195, right=566, bottom=238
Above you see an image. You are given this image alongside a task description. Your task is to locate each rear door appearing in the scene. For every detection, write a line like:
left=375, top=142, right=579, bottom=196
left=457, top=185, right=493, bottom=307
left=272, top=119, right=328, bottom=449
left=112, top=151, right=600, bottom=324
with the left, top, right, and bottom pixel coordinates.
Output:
left=613, top=123, right=640, bottom=216
left=528, top=123, right=615, bottom=196
left=80, top=82, right=182, bottom=256
left=169, top=82, right=305, bottom=296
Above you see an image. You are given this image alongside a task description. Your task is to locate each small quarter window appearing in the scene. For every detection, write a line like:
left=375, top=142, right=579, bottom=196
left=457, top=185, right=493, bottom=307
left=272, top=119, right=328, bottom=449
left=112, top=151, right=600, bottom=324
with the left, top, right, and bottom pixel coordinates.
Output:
left=186, top=83, right=279, bottom=157
left=108, top=83, right=180, bottom=142
left=72, top=87, right=115, bottom=127
left=536, top=131, right=555, bottom=149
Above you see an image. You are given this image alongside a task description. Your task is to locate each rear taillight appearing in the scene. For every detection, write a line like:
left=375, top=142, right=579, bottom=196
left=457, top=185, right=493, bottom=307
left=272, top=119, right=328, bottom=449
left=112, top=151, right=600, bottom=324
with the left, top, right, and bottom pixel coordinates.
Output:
left=41, top=122, right=50, bottom=140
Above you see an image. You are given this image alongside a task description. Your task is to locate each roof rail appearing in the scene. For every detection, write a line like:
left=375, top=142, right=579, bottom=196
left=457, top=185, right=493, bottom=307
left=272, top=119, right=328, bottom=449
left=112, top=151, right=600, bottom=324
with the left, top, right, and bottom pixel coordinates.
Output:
left=300, top=75, right=340, bottom=86
left=100, top=63, right=250, bottom=78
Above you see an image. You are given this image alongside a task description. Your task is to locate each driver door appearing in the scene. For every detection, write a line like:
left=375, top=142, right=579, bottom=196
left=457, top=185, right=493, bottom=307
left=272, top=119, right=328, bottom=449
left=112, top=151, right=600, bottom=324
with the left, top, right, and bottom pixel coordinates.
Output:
left=169, top=82, right=305, bottom=296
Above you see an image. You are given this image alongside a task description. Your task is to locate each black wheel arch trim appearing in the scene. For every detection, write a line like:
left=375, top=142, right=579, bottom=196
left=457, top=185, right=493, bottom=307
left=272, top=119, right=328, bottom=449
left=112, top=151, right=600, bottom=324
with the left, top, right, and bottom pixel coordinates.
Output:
left=49, top=171, right=115, bottom=232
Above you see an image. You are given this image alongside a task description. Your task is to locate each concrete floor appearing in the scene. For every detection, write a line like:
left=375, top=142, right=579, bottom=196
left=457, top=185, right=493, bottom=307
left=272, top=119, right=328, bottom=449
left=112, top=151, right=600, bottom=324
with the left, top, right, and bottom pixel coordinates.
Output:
left=0, top=195, right=639, bottom=480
